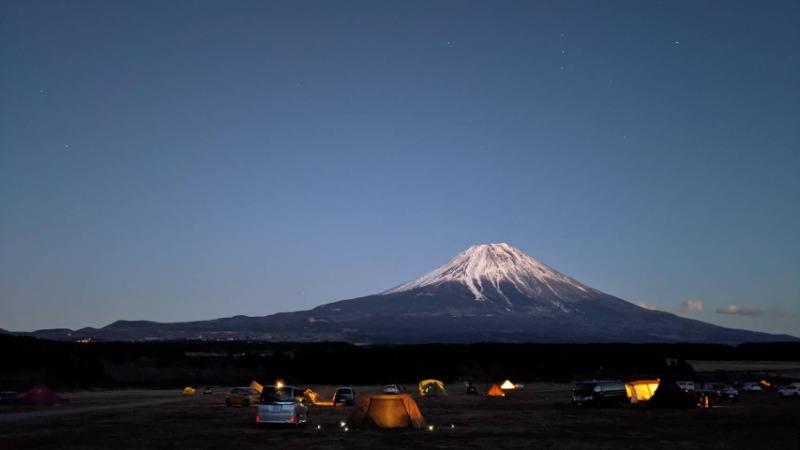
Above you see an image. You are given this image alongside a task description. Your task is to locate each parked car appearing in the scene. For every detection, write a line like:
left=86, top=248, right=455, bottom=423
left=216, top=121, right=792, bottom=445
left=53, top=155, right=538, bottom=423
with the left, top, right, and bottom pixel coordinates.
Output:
left=676, top=381, right=695, bottom=391
left=225, top=387, right=260, bottom=407
left=777, top=383, right=800, bottom=399
left=0, top=391, right=21, bottom=405
left=466, top=384, right=479, bottom=395
left=572, top=380, right=629, bottom=407
left=699, top=383, right=739, bottom=403
left=203, top=387, right=213, bottom=395
left=383, top=385, right=400, bottom=395
left=740, top=382, right=762, bottom=392
left=333, top=387, right=356, bottom=405
left=256, top=385, right=308, bottom=427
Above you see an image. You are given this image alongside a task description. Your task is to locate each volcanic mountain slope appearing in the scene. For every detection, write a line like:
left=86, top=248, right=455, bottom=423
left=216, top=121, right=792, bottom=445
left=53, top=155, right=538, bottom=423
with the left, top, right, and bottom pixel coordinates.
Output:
left=303, top=243, right=790, bottom=344
left=16, top=243, right=798, bottom=344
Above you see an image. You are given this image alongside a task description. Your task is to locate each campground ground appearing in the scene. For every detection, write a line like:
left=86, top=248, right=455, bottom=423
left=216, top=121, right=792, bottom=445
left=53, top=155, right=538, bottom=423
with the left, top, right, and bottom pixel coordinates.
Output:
left=1, top=381, right=799, bottom=450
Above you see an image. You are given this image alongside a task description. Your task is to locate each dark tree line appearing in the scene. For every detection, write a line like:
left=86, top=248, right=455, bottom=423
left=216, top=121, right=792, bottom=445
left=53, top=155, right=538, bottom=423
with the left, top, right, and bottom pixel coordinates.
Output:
left=1, top=334, right=797, bottom=390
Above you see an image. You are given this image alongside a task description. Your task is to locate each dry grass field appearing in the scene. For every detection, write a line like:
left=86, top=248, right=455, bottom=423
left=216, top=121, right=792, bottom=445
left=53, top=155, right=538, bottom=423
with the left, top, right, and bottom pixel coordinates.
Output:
left=1, top=381, right=799, bottom=450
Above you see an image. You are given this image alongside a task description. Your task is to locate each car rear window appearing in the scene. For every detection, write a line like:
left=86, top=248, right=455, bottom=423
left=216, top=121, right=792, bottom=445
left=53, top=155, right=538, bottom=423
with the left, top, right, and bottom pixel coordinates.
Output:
left=261, top=387, right=295, bottom=403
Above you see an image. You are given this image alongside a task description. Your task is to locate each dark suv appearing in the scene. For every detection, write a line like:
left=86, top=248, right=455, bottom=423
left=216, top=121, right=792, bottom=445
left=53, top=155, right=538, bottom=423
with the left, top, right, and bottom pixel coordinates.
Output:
left=572, top=380, right=629, bottom=407
left=333, top=387, right=356, bottom=406
left=699, top=383, right=739, bottom=403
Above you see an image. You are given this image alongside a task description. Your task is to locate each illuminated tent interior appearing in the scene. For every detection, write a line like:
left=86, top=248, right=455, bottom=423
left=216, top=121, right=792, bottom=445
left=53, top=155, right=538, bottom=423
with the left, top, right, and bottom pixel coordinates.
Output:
left=347, top=394, right=427, bottom=428
left=182, top=387, right=196, bottom=395
left=500, top=380, right=516, bottom=390
left=418, top=379, right=447, bottom=397
left=626, top=380, right=660, bottom=403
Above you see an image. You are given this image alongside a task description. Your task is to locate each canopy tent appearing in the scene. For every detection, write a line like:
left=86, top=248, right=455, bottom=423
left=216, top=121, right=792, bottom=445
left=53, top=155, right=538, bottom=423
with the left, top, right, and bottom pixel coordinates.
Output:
left=646, top=381, right=703, bottom=409
left=418, top=379, right=447, bottom=397
left=347, top=394, right=427, bottom=428
left=487, top=384, right=505, bottom=397
left=250, top=380, right=263, bottom=394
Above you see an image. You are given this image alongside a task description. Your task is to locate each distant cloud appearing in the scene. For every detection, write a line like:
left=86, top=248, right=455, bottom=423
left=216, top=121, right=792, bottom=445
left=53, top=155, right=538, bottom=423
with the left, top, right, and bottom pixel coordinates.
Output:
left=681, top=299, right=704, bottom=312
left=716, top=305, right=765, bottom=316
left=638, top=300, right=703, bottom=314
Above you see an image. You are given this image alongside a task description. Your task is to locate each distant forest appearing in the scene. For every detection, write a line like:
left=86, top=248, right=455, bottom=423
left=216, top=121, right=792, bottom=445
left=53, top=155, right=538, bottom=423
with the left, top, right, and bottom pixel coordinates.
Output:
left=1, top=334, right=797, bottom=391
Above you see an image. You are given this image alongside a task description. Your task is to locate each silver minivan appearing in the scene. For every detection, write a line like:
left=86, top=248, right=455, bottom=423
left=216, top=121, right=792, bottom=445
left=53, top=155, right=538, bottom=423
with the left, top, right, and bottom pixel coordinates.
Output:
left=255, top=385, right=308, bottom=427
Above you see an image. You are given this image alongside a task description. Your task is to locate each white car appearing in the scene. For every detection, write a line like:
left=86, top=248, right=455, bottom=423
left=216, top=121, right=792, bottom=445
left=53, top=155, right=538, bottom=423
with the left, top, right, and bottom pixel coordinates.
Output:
left=740, top=382, right=762, bottom=392
left=777, top=383, right=800, bottom=399
left=677, top=381, right=695, bottom=391
left=383, top=384, right=399, bottom=395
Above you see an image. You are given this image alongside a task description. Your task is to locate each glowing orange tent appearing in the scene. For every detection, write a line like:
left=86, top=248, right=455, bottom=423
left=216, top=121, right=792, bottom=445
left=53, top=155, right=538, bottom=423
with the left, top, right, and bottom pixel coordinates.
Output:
left=487, top=384, right=505, bottom=397
left=347, top=394, right=426, bottom=428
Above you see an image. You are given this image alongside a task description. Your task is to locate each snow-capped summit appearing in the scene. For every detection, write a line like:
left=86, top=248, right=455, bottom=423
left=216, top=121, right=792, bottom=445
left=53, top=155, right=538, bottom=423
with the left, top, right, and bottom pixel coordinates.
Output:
left=383, top=243, right=599, bottom=306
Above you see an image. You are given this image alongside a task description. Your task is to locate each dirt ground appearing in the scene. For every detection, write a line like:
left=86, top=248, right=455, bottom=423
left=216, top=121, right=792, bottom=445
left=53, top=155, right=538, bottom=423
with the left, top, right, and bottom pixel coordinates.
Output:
left=1, top=382, right=799, bottom=450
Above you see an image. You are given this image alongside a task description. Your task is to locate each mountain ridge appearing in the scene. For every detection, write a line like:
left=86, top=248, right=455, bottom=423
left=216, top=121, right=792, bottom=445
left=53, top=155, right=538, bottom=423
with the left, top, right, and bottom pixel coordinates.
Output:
left=6, top=243, right=797, bottom=344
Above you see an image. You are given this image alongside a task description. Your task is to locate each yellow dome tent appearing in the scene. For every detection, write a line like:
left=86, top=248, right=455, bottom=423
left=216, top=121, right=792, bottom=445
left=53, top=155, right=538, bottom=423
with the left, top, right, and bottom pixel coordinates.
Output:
left=418, top=379, right=447, bottom=397
left=182, top=387, right=196, bottom=395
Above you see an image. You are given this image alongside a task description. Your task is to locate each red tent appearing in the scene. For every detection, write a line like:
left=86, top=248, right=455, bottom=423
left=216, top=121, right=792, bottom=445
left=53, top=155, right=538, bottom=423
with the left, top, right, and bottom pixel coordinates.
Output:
left=23, top=384, right=65, bottom=406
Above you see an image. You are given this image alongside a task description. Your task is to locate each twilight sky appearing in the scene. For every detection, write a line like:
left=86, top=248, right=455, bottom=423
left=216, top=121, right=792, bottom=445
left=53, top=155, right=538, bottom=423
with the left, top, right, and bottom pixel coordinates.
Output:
left=1, top=1, right=798, bottom=338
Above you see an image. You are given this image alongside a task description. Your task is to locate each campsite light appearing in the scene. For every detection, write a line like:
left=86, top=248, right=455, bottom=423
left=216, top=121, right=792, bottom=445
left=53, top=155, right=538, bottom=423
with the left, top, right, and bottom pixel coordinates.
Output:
left=316, top=425, right=321, bottom=430
left=340, top=421, right=346, bottom=428
left=276, top=380, right=284, bottom=389
left=428, top=425, right=434, bottom=431
left=344, top=427, right=349, bottom=432
left=450, top=424, right=455, bottom=429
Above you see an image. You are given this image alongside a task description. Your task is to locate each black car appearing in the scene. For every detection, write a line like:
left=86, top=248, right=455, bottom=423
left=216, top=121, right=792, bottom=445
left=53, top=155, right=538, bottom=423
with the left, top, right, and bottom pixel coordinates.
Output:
left=0, top=391, right=21, bottom=405
left=699, top=383, right=739, bottom=403
left=572, top=380, right=629, bottom=407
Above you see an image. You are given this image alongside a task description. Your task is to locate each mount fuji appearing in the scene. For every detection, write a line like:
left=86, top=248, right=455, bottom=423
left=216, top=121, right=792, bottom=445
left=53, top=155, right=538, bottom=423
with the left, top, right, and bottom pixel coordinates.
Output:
left=16, top=243, right=797, bottom=344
